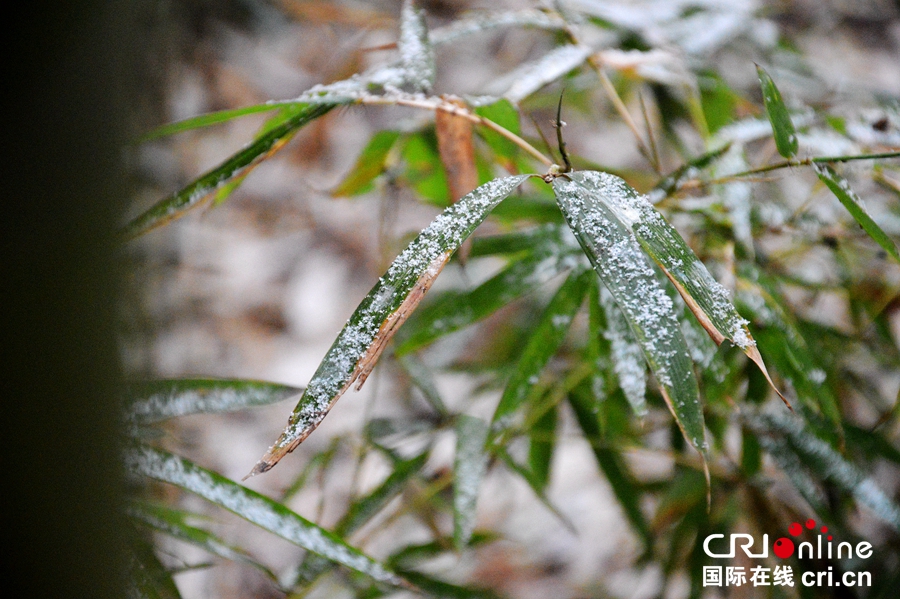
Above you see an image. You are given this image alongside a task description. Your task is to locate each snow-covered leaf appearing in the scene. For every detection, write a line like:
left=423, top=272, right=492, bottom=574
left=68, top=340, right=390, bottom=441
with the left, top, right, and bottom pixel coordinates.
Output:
left=126, top=446, right=405, bottom=585
left=397, top=0, right=435, bottom=93
left=430, top=9, right=565, bottom=46
left=552, top=173, right=708, bottom=461
left=454, top=415, right=490, bottom=548
left=498, top=45, right=593, bottom=103
left=599, top=285, right=647, bottom=418
left=250, top=176, right=530, bottom=475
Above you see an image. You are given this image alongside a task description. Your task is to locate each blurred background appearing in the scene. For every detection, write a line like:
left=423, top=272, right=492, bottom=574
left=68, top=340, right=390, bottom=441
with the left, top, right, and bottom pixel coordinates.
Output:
left=124, top=1, right=900, bottom=597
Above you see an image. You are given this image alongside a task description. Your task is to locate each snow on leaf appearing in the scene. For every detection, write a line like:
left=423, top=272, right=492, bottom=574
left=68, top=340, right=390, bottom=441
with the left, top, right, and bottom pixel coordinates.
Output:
left=249, top=175, right=530, bottom=476
left=126, top=446, right=407, bottom=586
left=454, top=415, right=490, bottom=548
left=552, top=173, right=708, bottom=461
left=599, top=285, right=647, bottom=418
left=398, top=0, right=435, bottom=93
left=429, top=9, right=565, bottom=45
left=567, top=170, right=789, bottom=409
left=498, top=45, right=594, bottom=103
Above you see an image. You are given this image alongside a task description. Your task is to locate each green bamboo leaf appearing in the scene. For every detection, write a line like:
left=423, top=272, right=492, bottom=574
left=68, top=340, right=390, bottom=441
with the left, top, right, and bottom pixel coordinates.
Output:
left=651, top=143, right=731, bottom=199
left=126, top=378, right=302, bottom=425
left=756, top=65, right=798, bottom=158
left=552, top=173, right=708, bottom=461
left=123, top=103, right=335, bottom=238
left=128, top=501, right=278, bottom=582
left=396, top=225, right=583, bottom=355
left=396, top=354, right=448, bottom=415
left=755, top=414, right=900, bottom=531
left=491, top=268, right=591, bottom=432
left=332, top=130, right=401, bottom=197
left=528, top=401, right=557, bottom=491
left=814, top=163, right=900, bottom=263
left=564, top=171, right=787, bottom=407
left=567, top=383, right=652, bottom=547
left=494, top=446, right=576, bottom=532
left=139, top=104, right=281, bottom=142
left=454, top=415, right=490, bottom=548
left=400, top=131, right=451, bottom=206
left=126, top=445, right=406, bottom=586
left=599, top=285, right=647, bottom=418
left=467, top=223, right=572, bottom=258
left=250, top=175, right=530, bottom=475
left=474, top=98, right=521, bottom=162
left=293, top=450, right=429, bottom=585
left=393, top=569, right=501, bottom=599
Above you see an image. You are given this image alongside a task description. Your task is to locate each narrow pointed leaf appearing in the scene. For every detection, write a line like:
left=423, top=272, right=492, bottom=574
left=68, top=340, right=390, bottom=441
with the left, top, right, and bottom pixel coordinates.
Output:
left=124, top=103, right=335, bottom=238
left=129, top=535, right=183, bottom=599
left=392, top=569, right=501, bottom=599
left=474, top=98, right=522, bottom=163
left=396, top=354, right=448, bottom=415
left=454, top=415, right=490, bottom=548
left=491, top=268, right=591, bottom=431
left=815, top=163, right=900, bottom=263
left=567, top=171, right=787, bottom=407
left=436, top=97, right=478, bottom=203
left=528, top=401, right=557, bottom=491
left=332, top=130, right=401, bottom=197
left=126, top=378, right=302, bottom=424
left=552, top=174, right=708, bottom=459
left=651, top=143, right=731, bottom=199
left=126, top=446, right=405, bottom=586
left=250, top=176, right=529, bottom=475
left=429, top=8, right=565, bottom=45
left=139, top=104, right=282, bottom=142
left=756, top=65, right=797, bottom=158
left=494, top=446, right=577, bottom=532
left=501, top=44, right=593, bottom=103
left=128, top=502, right=277, bottom=581
left=599, top=285, right=647, bottom=418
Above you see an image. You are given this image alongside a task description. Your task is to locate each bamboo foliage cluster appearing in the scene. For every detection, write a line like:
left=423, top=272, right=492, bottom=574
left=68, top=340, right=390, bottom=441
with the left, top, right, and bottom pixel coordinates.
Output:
left=126, top=1, right=900, bottom=597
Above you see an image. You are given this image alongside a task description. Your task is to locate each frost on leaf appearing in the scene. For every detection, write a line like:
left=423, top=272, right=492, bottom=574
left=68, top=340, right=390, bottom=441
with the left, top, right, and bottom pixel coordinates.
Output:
left=249, top=175, right=530, bottom=476
left=599, top=286, right=647, bottom=418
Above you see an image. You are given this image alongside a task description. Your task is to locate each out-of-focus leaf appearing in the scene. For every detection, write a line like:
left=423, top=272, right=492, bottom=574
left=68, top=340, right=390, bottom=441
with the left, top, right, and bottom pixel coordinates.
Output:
left=280, top=437, right=343, bottom=502
left=129, top=534, right=183, bottom=599
left=474, top=98, right=522, bottom=164
left=126, top=379, right=302, bottom=425
left=124, top=103, right=335, bottom=238
left=566, top=171, right=787, bottom=407
left=500, top=45, right=593, bottom=103
left=127, top=446, right=405, bottom=586
left=429, top=8, right=564, bottom=45
left=332, top=130, right=401, bottom=197
left=753, top=414, right=900, bottom=531
left=397, top=0, right=435, bottom=93
left=128, top=501, right=277, bottom=581
left=651, top=143, right=731, bottom=199
left=568, top=384, right=652, bottom=547
left=528, top=401, right=557, bottom=491
left=436, top=97, right=479, bottom=202
left=400, top=132, right=451, bottom=206
left=294, top=450, right=429, bottom=585
left=599, top=285, right=647, bottom=418
left=491, top=268, right=591, bottom=434
left=487, top=194, right=563, bottom=223
left=467, top=223, right=572, bottom=258
left=814, top=163, right=900, bottom=263
left=396, top=225, right=583, bottom=354
left=250, top=176, right=530, bottom=475
left=552, top=173, right=708, bottom=462
left=139, top=104, right=282, bottom=142
left=454, top=415, right=490, bottom=548
left=494, top=446, right=575, bottom=532
left=394, top=569, right=501, bottom=599
left=756, top=65, right=797, bottom=158
left=396, top=354, right=448, bottom=416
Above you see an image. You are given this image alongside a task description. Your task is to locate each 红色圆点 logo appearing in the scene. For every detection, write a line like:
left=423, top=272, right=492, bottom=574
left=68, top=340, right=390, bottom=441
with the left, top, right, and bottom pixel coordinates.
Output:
left=701, top=518, right=873, bottom=589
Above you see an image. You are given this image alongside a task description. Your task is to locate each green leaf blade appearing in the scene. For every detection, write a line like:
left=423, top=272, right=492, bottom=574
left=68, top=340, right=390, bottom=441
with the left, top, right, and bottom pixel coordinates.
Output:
left=552, top=174, right=707, bottom=458
left=251, top=175, right=530, bottom=475
left=127, top=446, right=405, bottom=586
left=139, top=104, right=281, bottom=142
left=126, top=378, right=302, bottom=424
left=815, top=163, right=900, bottom=263
left=454, top=415, right=490, bottom=549
left=332, top=130, right=401, bottom=197
left=756, top=65, right=798, bottom=158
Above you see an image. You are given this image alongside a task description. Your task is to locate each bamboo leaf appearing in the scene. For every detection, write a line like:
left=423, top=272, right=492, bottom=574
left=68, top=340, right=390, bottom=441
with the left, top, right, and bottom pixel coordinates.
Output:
left=474, top=98, right=522, bottom=163
left=436, top=97, right=479, bottom=203
left=429, top=8, right=565, bottom=45
left=552, top=173, right=708, bottom=462
left=396, top=354, right=448, bottom=416
left=392, top=569, right=501, bottom=599
left=126, top=446, right=406, bottom=586
left=454, top=415, right=490, bottom=548
left=128, top=502, right=278, bottom=582
left=599, top=285, right=648, bottom=418
left=129, top=535, right=184, bottom=599
left=495, top=446, right=576, bottom=532
left=126, top=379, right=302, bottom=425
left=565, top=171, right=788, bottom=408
left=332, top=130, right=401, bottom=197
left=250, top=176, right=530, bottom=475
left=500, top=45, right=593, bottom=103
left=123, top=103, right=335, bottom=238
left=528, top=402, right=557, bottom=491
left=398, top=0, right=435, bottom=93
left=491, top=268, right=591, bottom=432
left=814, top=163, right=900, bottom=263
left=756, top=65, right=798, bottom=158
left=139, top=104, right=282, bottom=141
